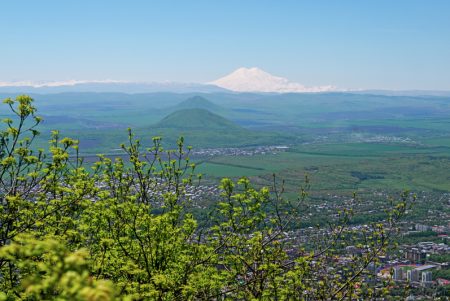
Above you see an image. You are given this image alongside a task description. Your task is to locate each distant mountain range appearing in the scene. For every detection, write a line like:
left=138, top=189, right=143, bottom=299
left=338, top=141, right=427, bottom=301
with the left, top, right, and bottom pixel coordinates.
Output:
left=1, top=68, right=449, bottom=96
left=0, top=81, right=227, bottom=94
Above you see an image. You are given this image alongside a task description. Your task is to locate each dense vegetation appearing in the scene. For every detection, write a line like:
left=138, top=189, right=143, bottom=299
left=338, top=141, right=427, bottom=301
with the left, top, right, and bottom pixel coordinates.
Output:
left=0, top=96, right=413, bottom=300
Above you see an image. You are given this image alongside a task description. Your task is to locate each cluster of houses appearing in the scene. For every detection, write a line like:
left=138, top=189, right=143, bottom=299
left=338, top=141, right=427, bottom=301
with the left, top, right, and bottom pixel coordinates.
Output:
left=192, top=145, right=289, bottom=157
left=380, top=240, right=449, bottom=289
left=391, top=264, right=436, bottom=287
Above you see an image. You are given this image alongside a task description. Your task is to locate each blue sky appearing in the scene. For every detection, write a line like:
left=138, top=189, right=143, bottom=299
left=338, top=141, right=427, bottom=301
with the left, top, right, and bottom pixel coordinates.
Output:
left=1, top=1, right=449, bottom=90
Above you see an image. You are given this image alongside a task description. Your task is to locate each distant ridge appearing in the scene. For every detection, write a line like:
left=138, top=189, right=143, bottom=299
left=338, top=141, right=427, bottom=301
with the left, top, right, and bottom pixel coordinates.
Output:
left=0, top=81, right=228, bottom=94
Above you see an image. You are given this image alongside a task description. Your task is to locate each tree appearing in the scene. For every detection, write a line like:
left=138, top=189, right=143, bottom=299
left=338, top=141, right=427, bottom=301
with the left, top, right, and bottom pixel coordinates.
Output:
left=0, top=234, right=116, bottom=301
left=0, top=95, right=411, bottom=300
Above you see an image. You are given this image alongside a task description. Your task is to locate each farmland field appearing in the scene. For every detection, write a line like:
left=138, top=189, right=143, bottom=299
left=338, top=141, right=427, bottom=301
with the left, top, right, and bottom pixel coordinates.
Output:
left=196, top=143, right=450, bottom=194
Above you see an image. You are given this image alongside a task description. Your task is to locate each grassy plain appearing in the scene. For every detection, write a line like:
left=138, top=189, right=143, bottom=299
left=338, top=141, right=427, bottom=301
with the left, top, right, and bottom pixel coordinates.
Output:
left=196, top=143, right=450, bottom=194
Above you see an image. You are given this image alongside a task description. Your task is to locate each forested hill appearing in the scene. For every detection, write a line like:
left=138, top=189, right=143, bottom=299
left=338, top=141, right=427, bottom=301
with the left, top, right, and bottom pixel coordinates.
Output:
left=155, top=108, right=241, bottom=130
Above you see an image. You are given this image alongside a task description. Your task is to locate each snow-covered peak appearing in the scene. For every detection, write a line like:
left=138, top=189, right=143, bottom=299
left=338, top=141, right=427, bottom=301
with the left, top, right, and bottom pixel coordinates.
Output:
left=210, top=67, right=336, bottom=93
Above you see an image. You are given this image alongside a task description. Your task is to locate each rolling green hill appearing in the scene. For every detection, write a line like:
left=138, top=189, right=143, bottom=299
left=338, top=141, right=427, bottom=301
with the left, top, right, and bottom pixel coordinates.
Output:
left=155, top=108, right=242, bottom=131
left=144, top=108, right=293, bottom=147
left=171, top=96, right=224, bottom=113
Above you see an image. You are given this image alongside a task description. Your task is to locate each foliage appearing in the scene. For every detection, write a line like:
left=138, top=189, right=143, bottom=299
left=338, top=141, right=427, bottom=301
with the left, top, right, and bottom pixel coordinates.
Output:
left=434, top=268, right=450, bottom=281
left=0, top=96, right=412, bottom=300
left=429, top=253, right=450, bottom=264
left=0, top=235, right=115, bottom=301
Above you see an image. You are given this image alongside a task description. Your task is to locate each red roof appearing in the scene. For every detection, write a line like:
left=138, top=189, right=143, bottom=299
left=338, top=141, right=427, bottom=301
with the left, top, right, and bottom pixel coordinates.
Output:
left=437, top=278, right=450, bottom=285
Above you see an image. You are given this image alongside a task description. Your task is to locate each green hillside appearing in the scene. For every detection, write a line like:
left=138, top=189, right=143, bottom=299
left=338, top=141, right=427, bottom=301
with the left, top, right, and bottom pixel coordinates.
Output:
left=173, top=96, right=224, bottom=113
left=155, top=108, right=242, bottom=130
left=144, top=108, right=293, bottom=147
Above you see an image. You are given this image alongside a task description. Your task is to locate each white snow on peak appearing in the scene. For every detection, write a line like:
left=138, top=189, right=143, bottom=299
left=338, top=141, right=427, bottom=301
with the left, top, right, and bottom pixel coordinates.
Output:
left=209, top=67, right=336, bottom=93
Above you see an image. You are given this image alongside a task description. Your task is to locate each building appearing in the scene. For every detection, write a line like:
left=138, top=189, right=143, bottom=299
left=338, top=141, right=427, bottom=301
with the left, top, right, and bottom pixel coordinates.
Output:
left=414, top=264, right=437, bottom=273
left=405, top=248, right=426, bottom=263
left=421, top=271, right=433, bottom=287
left=431, top=225, right=446, bottom=233
left=415, top=224, right=431, bottom=232
left=393, top=267, right=402, bottom=280
left=393, top=266, right=404, bottom=281
left=437, top=278, right=450, bottom=286
left=407, top=269, right=419, bottom=282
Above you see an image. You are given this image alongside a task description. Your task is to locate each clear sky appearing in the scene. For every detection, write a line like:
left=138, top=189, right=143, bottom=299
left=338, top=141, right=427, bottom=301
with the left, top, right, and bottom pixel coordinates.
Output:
left=1, top=0, right=449, bottom=90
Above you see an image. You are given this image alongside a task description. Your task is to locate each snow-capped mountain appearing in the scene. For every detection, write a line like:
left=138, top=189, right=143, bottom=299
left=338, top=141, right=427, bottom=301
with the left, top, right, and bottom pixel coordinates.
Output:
left=210, top=67, right=336, bottom=93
